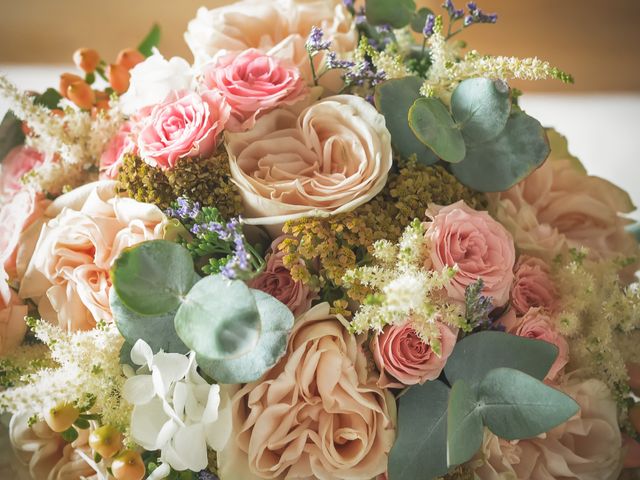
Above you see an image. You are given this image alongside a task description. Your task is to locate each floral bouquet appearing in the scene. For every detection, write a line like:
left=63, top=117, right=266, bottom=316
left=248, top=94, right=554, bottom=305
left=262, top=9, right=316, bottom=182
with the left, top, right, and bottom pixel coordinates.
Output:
left=1, top=0, right=640, bottom=479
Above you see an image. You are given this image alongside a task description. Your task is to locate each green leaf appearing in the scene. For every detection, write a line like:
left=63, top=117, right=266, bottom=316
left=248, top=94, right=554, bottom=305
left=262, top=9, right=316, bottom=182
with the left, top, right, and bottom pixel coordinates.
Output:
left=408, top=97, right=466, bottom=163
left=410, top=7, right=434, bottom=33
left=197, top=289, right=294, bottom=383
left=138, top=23, right=161, bottom=58
left=450, top=110, right=550, bottom=192
left=61, top=427, right=79, bottom=443
left=478, top=368, right=579, bottom=440
left=73, top=417, right=90, bottom=429
left=111, top=240, right=196, bottom=316
left=34, top=88, right=63, bottom=110
left=446, top=380, right=483, bottom=467
left=388, top=380, right=450, bottom=480
left=174, top=275, right=262, bottom=361
left=451, top=78, right=511, bottom=144
left=444, top=331, right=558, bottom=388
left=0, top=111, right=25, bottom=163
left=374, top=77, right=439, bottom=165
left=365, top=0, right=416, bottom=28
left=120, top=341, right=135, bottom=367
left=110, top=289, right=189, bottom=355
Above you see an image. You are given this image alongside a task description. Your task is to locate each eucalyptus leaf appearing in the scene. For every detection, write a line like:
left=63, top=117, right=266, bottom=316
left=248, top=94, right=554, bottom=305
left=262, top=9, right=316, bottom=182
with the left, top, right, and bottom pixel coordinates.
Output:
left=410, top=7, right=434, bottom=33
left=197, top=289, right=294, bottom=384
left=451, top=78, right=511, bottom=144
left=444, top=331, right=558, bottom=388
left=138, top=23, right=161, bottom=57
left=0, top=111, right=25, bottom=163
left=365, top=0, right=416, bottom=28
left=174, top=275, right=261, bottom=361
left=374, top=77, right=439, bottom=165
left=388, top=380, right=450, bottom=480
left=450, top=110, right=550, bottom=192
left=120, top=341, right=135, bottom=367
left=446, top=380, right=483, bottom=467
left=408, top=97, right=466, bottom=163
left=478, top=368, right=579, bottom=440
left=61, top=427, right=79, bottom=443
left=111, top=240, right=196, bottom=316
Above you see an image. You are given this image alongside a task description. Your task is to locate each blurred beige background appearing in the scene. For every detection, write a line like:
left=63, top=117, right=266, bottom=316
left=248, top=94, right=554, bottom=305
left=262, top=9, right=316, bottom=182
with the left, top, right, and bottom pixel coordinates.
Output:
left=0, top=0, right=639, bottom=92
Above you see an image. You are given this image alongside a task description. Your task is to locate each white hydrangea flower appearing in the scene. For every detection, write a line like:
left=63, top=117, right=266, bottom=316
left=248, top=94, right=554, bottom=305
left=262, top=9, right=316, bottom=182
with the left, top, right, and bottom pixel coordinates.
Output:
left=123, top=340, right=230, bottom=476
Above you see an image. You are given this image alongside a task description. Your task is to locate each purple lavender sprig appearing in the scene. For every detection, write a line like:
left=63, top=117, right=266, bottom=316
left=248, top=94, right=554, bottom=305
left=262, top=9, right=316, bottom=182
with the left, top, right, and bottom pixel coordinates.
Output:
left=423, top=14, right=436, bottom=38
left=464, top=2, right=498, bottom=26
left=443, top=0, right=464, bottom=20
left=464, top=278, right=496, bottom=331
left=305, top=26, right=332, bottom=54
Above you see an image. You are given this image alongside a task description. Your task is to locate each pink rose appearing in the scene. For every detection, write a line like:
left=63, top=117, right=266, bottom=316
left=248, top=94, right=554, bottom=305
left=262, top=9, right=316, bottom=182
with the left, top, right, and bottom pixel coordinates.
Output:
left=99, top=121, right=136, bottom=179
left=137, top=90, right=231, bottom=170
left=623, top=434, right=640, bottom=469
left=0, top=146, right=44, bottom=200
left=501, top=307, right=569, bottom=380
left=511, top=255, right=558, bottom=315
left=0, top=271, right=28, bottom=355
left=0, top=188, right=51, bottom=279
left=247, top=235, right=316, bottom=316
left=424, top=201, right=516, bottom=306
left=371, top=320, right=457, bottom=388
left=203, top=49, right=307, bottom=132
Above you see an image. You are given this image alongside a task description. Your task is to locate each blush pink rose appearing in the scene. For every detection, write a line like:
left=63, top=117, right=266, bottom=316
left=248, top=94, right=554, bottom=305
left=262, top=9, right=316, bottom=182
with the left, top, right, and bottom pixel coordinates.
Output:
left=501, top=307, right=569, bottom=380
left=247, top=235, right=316, bottom=316
left=0, top=188, right=51, bottom=279
left=0, top=270, right=28, bottom=355
left=0, top=146, right=45, bottom=200
left=371, top=320, right=457, bottom=388
left=203, top=49, right=307, bottom=132
left=137, top=90, right=231, bottom=170
left=99, top=121, right=136, bottom=179
left=424, top=201, right=516, bottom=306
left=511, top=255, right=558, bottom=315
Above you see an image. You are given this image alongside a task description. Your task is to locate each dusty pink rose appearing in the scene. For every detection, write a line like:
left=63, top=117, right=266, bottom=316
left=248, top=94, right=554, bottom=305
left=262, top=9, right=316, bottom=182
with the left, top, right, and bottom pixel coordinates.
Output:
left=511, top=255, right=558, bottom=315
left=99, top=121, right=136, bottom=179
left=371, top=321, right=457, bottom=388
left=501, top=307, right=569, bottom=380
left=219, top=303, right=396, bottom=480
left=623, top=434, right=640, bottom=469
left=203, top=49, right=307, bottom=132
left=0, top=146, right=45, bottom=200
left=137, top=90, right=231, bottom=169
left=424, top=200, right=516, bottom=306
left=247, top=235, right=316, bottom=316
left=0, top=270, right=28, bottom=355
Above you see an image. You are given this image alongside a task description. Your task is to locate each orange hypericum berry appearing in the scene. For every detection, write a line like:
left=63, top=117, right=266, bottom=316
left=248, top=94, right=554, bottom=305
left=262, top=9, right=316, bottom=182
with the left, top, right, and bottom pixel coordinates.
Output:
left=116, top=48, right=145, bottom=70
left=88, top=424, right=123, bottom=459
left=43, top=403, right=80, bottom=433
left=59, top=73, right=84, bottom=98
left=107, top=64, right=130, bottom=94
left=51, top=108, right=65, bottom=117
left=111, top=450, right=145, bottom=480
left=67, top=80, right=96, bottom=109
left=21, top=122, right=31, bottom=136
left=72, top=48, right=100, bottom=73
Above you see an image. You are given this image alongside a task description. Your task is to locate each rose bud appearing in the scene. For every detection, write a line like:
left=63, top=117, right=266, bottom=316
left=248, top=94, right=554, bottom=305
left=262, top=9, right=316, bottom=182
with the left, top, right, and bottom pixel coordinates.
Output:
left=72, top=48, right=100, bottom=73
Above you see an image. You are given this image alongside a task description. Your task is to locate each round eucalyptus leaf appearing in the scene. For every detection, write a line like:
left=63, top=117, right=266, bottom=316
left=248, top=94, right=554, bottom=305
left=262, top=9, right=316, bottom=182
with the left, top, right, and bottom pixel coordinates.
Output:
left=174, top=275, right=261, bottom=361
left=111, top=240, right=195, bottom=316
left=451, top=78, right=511, bottom=144
left=478, top=368, right=579, bottom=440
left=374, top=77, right=439, bottom=165
left=110, top=289, right=188, bottom=356
left=410, top=7, right=434, bottom=33
left=408, top=97, right=466, bottom=163
left=366, top=0, right=416, bottom=28
left=446, top=380, right=483, bottom=468
left=198, top=290, right=294, bottom=384
left=450, top=111, right=550, bottom=192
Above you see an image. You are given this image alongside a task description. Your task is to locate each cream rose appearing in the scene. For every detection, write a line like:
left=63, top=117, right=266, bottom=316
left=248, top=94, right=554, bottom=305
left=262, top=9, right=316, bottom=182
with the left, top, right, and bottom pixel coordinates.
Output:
left=219, top=302, right=396, bottom=480
left=0, top=268, right=28, bottom=356
left=18, top=181, right=168, bottom=331
left=226, top=95, right=393, bottom=228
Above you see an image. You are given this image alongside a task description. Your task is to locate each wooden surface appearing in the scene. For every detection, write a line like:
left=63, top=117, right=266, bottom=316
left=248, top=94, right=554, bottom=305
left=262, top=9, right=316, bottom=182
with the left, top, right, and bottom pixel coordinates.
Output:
left=0, top=0, right=639, bottom=91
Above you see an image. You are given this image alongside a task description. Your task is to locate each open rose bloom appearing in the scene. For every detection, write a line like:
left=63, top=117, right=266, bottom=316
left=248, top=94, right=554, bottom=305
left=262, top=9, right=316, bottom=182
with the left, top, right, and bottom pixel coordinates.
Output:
left=1, top=1, right=640, bottom=480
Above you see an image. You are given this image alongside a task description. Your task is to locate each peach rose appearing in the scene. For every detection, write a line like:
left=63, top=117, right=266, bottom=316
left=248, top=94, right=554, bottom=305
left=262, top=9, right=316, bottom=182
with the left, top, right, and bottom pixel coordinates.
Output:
left=501, top=307, right=568, bottom=380
left=511, top=255, right=558, bottom=315
left=226, top=95, right=392, bottom=227
left=371, top=320, right=457, bottom=388
left=0, top=188, right=51, bottom=279
left=185, top=0, right=356, bottom=90
left=473, top=377, right=623, bottom=480
left=18, top=181, right=168, bottom=331
left=0, top=269, right=28, bottom=355
left=424, top=201, right=516, bottom=306
left=0, top=146, right=44, bottom=201
left=247, top=235, right=316, bottom=316
left=99, top=121, right=135, bottom=179
left=202, top=49, right=308, bottom=132
left=9, top=412, right=99, bottom=480
left=219, top=303, right=396, bottom=480
left=137, top=90, right=231, bottom=170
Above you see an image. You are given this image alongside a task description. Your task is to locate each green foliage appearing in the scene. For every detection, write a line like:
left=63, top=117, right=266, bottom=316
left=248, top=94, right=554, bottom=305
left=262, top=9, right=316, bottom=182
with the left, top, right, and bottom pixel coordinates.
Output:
left=0, top=111, right=24, bottom=163
left=138, top=24, right=161, bottom=57
left=388, top=380, right=450, bottom=480
left=61, top=427, right=79, bottom=443
left=446, top=380, right=483, bottom=467
left=34, top=88, right=63, bottom=110
left=409, top=97, right=466, bottom=163
left=410, top=7, right=434, bottom=33
left=374, top=77, right=439, bottom=165
left=365, top=0, right=416, bottom=28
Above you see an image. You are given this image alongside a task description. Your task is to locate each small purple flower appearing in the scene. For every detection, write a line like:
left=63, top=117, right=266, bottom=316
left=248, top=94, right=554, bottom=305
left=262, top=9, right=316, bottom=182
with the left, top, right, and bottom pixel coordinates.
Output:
left=305, top=26, right=331, bottom=53
left=355, top=6, right=367, bottom=24
left=423, top=14, right=436, bottom=37
left=443, top=0, right=464, bottom=19
left=198, top=471, right=219, bottom=480
left=342, top=0, right=354, bottom=9
left=326, top=52, right=356, bottom=70
left=464, top=2, right=497, bottom=26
